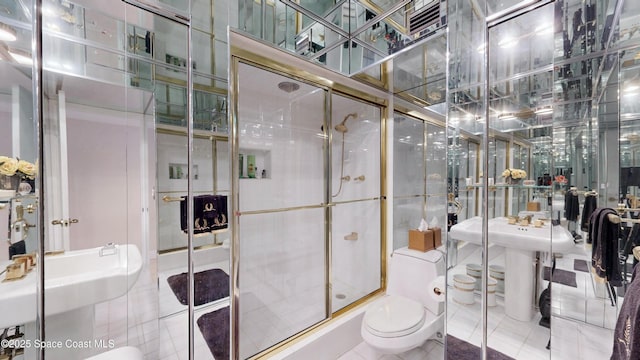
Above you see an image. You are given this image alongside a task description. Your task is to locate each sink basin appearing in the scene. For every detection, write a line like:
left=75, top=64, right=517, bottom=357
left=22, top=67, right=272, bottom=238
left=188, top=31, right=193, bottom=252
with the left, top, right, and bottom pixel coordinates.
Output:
left=450, top=216, right=574, bottom=253
left=0, top=244, right=142, bottom=328
left=449, top=217, right=575, bottom=321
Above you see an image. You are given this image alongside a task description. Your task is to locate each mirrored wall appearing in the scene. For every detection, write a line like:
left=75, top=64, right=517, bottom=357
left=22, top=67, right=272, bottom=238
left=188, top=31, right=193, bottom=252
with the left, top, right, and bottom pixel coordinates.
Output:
left=392, top=112, right=447, bottom=252
left=444, top=0, right=640, bottom=359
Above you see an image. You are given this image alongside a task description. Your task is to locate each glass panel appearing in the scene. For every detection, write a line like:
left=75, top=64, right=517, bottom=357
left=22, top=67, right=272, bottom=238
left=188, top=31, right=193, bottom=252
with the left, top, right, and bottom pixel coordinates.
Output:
left=355, top=17, right=410, bottom=56
left=358, top=62, right=382, bottom=81
left=393, top=114, right=426, bottom=198
left=332, top=199, right=381, bottom=312
left=330, top=94, right=381, bottom=202
left=238, top=209, right=326, bottom=358
left=320, top=40, right=350, bottom=73
left=392, top=113, right=425, bottom=252
left=299, top=0, right=338, bottom=28
left=236, top=61, right=328, bottom=355
left=482, top=6, right=555, bottom=359
left=39, top=2, right=167, bottom=359
left=392, top=115, right=446, bottom=259
left=426, top=123, right=447, bottom=227
left=345, top=40, right=387, bottom=74
left=297, top=23, right=345, bottom=59
left=394, top=33, right=447, bottom=106
left=446, top=0, right=485, bottom=352
left=486, top=0, right=536, bottom=17
left=237, top=63, right=326, bottom=212
left=0, top=0, right=39, bottom=357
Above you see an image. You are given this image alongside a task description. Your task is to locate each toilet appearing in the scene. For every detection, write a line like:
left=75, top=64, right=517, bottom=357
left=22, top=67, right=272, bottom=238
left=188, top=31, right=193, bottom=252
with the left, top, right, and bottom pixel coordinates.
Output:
left=361, top=247, right=445, bottom=354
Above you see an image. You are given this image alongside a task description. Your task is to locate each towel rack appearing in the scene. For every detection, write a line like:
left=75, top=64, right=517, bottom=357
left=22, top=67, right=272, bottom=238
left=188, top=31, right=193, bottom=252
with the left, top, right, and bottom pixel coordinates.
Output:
left=162, top=195, right=185, bottom=202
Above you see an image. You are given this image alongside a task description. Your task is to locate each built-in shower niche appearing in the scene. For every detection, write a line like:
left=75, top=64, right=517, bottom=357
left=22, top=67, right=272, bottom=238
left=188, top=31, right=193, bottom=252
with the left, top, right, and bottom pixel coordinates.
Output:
left=239, top=148, right=271, bottom=179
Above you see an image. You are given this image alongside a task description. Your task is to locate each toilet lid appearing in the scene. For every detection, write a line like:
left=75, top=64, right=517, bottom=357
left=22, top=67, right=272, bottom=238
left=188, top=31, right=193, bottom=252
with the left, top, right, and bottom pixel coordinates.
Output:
left=364, top=296, right=425, bottom=338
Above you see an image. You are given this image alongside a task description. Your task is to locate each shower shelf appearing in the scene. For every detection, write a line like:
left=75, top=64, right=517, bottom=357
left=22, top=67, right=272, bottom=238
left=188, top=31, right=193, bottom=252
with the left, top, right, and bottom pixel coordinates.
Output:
left=239, top=148, right=271, bottom=179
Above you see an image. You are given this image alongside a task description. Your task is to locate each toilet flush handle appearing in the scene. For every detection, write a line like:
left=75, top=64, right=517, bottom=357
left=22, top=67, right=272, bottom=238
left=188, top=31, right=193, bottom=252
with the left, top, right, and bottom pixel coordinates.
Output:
left=433, top=287, right=444, bottom=296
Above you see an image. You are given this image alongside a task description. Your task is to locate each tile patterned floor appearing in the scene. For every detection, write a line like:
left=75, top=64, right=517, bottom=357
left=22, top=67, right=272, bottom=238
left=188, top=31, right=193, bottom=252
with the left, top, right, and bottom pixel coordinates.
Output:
left=87, top=239, right=624, bottom=360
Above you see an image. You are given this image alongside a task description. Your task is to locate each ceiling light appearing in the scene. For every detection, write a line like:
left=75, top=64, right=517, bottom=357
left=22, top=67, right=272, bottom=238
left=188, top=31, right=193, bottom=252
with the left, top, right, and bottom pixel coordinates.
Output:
left=9, top=48, right=32, bottom=65
left=0, top=22, right=17, bottom=42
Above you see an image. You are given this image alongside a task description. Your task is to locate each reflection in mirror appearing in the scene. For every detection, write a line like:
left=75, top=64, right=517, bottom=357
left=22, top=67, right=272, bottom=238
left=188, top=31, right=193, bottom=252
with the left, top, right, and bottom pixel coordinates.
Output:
left=447, top=2, right=561, bottom=359
left=447, top=0, right=640, bottom=358
left=0, top=5, right=40, bottom=358
left=393, top=112, right=447, bottom=252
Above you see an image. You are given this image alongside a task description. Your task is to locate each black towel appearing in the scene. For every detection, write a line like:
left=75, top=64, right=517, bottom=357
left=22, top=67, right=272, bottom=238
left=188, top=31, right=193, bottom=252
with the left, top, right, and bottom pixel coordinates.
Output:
left=180, top=195, right=228, bottom=234
left=565, top=191, right=580, bottom=221
left=589, top=208, right=622, bottom=286
left=8, top=240, right=26, bottom=259
left=581, top=195, right=597, bottom=233
left=612, top=264, right=640, bottom=359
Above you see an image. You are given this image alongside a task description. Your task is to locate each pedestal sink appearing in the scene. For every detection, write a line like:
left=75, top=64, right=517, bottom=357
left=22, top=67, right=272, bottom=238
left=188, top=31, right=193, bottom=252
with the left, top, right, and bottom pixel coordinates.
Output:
left=0, top=243, right=142, bottom=329
left=450, top=217, right=574, bottom=321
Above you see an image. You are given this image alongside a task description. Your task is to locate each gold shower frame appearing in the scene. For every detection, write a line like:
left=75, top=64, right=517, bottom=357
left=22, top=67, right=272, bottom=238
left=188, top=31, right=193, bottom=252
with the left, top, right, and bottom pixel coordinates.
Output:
left=229, top=30, right=389, bottom=360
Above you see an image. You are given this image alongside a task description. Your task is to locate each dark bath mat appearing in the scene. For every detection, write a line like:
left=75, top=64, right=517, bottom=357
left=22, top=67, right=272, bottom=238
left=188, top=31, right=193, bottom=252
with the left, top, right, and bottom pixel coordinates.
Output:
left=543, top=266, right=577, bottom=288
left=197, top=306, right=229, bottom=360
left=574, top=259, right=590, bottom=272
left=446, top=334, right=515, bottom=360
left=167, top=268, right=229, bottom=306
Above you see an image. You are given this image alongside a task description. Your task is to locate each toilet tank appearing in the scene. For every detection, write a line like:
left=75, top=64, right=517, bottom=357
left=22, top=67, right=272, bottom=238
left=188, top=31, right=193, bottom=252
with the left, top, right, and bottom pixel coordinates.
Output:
left=387, top=247, right=445, bottom=315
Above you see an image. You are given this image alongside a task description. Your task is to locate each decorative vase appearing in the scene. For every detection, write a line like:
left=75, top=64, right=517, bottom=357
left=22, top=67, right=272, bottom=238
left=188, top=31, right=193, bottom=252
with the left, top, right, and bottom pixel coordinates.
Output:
left=0, top=174, right=19, bottom=191
left=0, top=174, right=19, bottom=199
left=505, top=176, right=521, bottom=185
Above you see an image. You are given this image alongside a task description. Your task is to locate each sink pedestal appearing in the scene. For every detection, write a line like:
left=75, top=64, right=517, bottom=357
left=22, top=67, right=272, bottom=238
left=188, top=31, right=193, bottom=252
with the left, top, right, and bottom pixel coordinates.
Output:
left=504, top=248, right=536, bottom=321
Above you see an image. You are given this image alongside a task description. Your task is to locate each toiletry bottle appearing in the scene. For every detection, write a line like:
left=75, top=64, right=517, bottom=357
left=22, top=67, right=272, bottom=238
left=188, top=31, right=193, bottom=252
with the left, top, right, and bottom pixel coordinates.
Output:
left=262, top=169, right=267, bottom=178
left=247, top=155, right=256, bottom=178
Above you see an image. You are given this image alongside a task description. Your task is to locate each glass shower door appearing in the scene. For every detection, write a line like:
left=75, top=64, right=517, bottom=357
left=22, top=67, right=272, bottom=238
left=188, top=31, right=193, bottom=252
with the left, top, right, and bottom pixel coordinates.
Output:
left=234, top=61, right=328, bottom=358
left=330, top=93, right=381, bottom=312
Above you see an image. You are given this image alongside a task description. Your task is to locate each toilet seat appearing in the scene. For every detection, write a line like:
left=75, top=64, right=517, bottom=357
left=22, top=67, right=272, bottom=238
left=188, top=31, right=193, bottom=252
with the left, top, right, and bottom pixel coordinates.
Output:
left=364, top=295, right=426, bottom=338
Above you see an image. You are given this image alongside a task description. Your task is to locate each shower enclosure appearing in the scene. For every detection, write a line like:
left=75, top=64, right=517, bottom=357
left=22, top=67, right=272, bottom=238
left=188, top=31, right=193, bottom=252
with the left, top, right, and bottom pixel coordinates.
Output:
left=229, top=34, right=385, bottom=358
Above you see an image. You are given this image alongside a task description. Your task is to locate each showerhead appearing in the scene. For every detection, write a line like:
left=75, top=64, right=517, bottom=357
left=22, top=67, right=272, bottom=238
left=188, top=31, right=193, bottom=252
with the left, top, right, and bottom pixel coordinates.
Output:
left=335, top=113, right=357, bottom=133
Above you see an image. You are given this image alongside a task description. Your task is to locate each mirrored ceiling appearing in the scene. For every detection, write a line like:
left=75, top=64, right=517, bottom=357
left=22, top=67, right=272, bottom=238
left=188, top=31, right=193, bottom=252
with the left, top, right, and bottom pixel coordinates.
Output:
left=239, top=0, right=447, bottom=75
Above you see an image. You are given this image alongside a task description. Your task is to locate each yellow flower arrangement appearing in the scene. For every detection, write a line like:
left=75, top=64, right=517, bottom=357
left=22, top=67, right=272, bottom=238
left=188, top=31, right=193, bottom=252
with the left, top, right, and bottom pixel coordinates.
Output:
left=502, top=168, right=527, bottom=179
left=0, top=156, right=37, bottom=180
